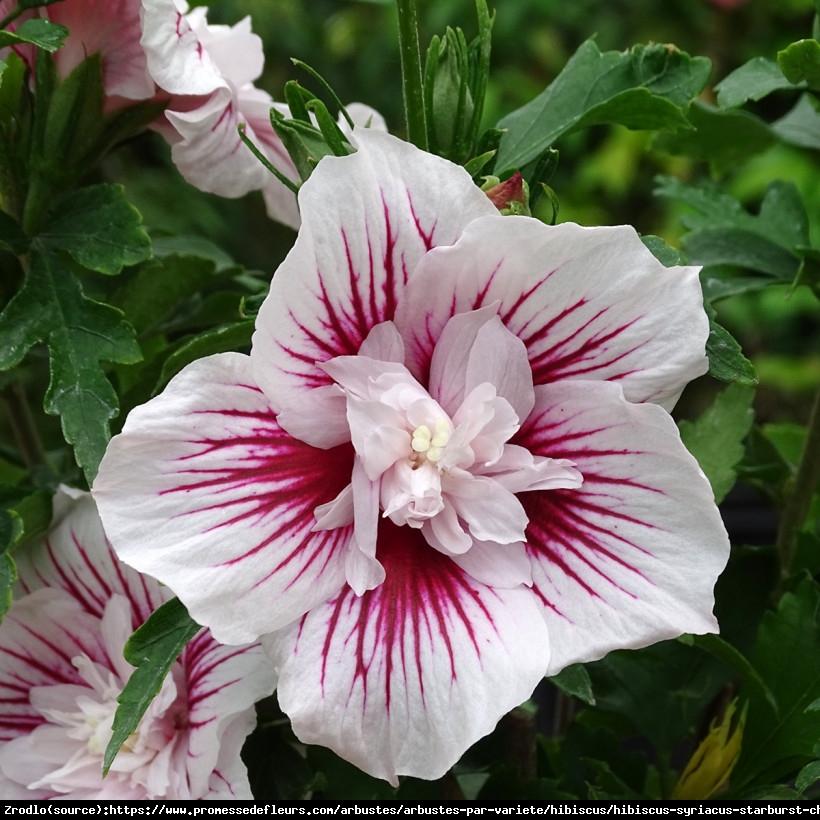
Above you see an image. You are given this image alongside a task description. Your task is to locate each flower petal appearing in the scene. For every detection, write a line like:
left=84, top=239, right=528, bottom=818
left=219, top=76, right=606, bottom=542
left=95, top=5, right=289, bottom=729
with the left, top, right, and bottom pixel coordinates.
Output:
left=181, top=634, right=275, bottom=798
left=430, top=307, right=534, bottom=422
left=397, top=217, right=708, bottom=410
left=141, top=0, right=227, bottom=96
left=14, top=488, right=164, bottom=627
left=265, top=521, right=550, bottom=784
left=93, top=353, right=354, bottom=644
left=49, top=0, right=153, bottom=100
left=0, top=589, right=107, bottom=744
left=516, top=380, right=730, bottom=674
left=250, top=129, right=498, bottom=411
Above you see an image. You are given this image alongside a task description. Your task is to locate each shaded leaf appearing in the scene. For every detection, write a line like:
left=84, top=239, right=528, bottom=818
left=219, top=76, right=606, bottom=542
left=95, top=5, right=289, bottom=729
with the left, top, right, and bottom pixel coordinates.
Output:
left=0, top=250, right=141, bottom=483
left=655, top=177, right=809, bottom=283
left=678, top=383, right=755, bottom=503
left=796, top=760, right=820, bottom=795
left=103, top=597, right=201, bottom=774
left=653, top=101, right=776, bottom=172
left=0, top=210, right=27, bottom=255
left=715, top=57, right=797, bottom=108
left=39, top=184, right=151, bottom=275
left=548, top=663, right=595, bottom=706
left=772, top=94, right=820, bottom=151
left=495, top=40, right=709, bottom=172
left=0, top=509, right=21, bottom=622
left=733, top=579, right=820, bottom=790
left=155, top=319, right=254, bottom=394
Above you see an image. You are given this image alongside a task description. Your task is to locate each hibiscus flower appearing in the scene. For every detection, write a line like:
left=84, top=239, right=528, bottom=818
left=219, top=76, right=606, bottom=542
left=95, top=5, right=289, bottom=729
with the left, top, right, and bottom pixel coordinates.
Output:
left=0, top=488, right=275, bottom=799
left=94, top=129, right=730, bottom=784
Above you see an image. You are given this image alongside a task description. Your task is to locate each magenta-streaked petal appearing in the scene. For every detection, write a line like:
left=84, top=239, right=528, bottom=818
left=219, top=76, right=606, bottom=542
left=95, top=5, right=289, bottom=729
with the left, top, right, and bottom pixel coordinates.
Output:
left=141, top=0, right=225, bottom=96
left=164, top=89, right=273, bottom=199
left=265, top=522, right=550, bottom=784
left=276, top=385, right=350, bottom=449
left=181, top=634, right=275, bottom=798
left=185, top=12, right=263, bottom=88
left=396, top=217, right=708, bottom=410
left=0, top=589, right=107, bottom=742
left=93, top=353, right=354, bottom=644
left=517, top=380, right=730, bottom=674
left=250, top=129, right=498, bottom=411
left=49, top=0, right=153, bottom=100
left=14, top=488, right=165, bottom=628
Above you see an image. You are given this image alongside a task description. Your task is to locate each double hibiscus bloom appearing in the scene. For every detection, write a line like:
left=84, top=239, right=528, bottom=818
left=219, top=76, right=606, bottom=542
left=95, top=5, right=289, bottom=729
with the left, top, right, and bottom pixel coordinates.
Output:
left=93, top=129, right=730, bottom=784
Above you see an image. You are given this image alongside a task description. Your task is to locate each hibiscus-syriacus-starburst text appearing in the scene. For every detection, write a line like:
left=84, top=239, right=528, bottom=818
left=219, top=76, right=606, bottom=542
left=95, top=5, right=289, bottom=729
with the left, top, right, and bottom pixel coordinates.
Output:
left=94, top=130, right=730, bottom=784
left=0, top=488, right=275, bottom=799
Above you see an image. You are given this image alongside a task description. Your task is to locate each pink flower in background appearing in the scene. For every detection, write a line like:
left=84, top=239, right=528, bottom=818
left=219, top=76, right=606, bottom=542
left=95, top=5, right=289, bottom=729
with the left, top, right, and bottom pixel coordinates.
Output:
left=140, top=0, right=385, bottom=229
left=0, top=488, right=275, bottom=799
left=94, top=130, right=730, bottom=784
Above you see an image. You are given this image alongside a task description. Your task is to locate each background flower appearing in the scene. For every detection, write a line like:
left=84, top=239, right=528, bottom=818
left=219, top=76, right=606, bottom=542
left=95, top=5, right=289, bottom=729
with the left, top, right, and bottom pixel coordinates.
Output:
left=94, top=130, right=730, bottom=783
left=0, top=487, right=275, bottom=799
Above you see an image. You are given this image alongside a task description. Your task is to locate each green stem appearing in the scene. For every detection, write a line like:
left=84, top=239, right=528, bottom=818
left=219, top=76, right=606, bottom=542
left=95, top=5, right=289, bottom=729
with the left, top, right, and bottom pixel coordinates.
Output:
left=1, top=379, right=50, bottom=472
left=775, top=386, right=820, bottom=579
left=396, top=0, right=429, bottom=150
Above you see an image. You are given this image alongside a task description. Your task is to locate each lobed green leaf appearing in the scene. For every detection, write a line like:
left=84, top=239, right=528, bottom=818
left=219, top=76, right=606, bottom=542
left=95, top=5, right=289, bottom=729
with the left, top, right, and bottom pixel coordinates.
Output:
left=495, top=40, right=710, bottom=172
left=0, top=250, right=141, bottom=483
left=0, top=18, right=67, bottom=52
left=39, top=184, right=151, bottom=275
left=103, top=598, right=202, bottom=774
left=778, top=39, right=820, bottom=90
left=548, top=663, right=596, bottom=706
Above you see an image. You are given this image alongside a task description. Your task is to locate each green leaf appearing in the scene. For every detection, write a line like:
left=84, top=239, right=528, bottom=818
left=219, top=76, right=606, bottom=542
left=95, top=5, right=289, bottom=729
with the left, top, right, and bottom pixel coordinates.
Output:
left=642, top=234, right=685, bottom=267
left=681, top=633, right=777, bottom=715
left=155, top=319, right=254, bottom=394
left=0, top=18, right=68, bottom=52
left=0, top=211, right=28, bottom=255
left=653, top=101, right=776, bottom=172
left=495, top=40, right=710, bottom=172
left=548, top=663, right=595, bottom=705
left=103, top=597, right=201, bottom=774
left=733, top=579, right=820, bottom=790
left=778, top=39, right=820, bottom=91
left=705, top=306, right=758, bottom=386
left=39, top=184, right=151, bottom=275
left=796, top=760, right=820, bottom=795
left=678, top=383, right=755, bottom=503
left=655, top=177, right=809, bottom=283
left=112, top=254, right=231, bottom=336
left=0, top=509, right=21, bottom=622
left=715, top=57, right=798, bottom=108
left=0, top=250, right=141, bottom=483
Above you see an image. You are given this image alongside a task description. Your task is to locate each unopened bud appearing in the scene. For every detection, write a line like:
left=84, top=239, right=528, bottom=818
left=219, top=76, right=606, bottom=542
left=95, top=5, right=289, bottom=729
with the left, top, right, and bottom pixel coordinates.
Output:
left=482, top=172, right=529, bottom=215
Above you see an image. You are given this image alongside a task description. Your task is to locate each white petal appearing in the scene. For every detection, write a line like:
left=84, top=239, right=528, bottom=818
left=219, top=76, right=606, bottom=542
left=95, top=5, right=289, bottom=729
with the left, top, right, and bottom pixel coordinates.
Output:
left=276, top=384, right=350, bottom=449
left=446, top=475, right=529, bottom=546
left=265, top=522, right=550, bottom=784
left=518, top=380, right=730, bottom=674
left=358, top=320, right=406, bottom=363
left=141, top=0, right=225, bottom=96
left=93, top=352, right=353, bottom=644
left=251, top=129, right=498, bottom=411
left=397, top=218, right=708, bottom=410
left=345, top=458, right=386, bottom=595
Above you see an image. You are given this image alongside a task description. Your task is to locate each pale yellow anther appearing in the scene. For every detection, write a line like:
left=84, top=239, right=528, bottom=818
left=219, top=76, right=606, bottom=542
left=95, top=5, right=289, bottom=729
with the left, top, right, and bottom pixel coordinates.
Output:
left=411, top=425, right=432, bottom=453
left=411, top=419, right=450, bottom=465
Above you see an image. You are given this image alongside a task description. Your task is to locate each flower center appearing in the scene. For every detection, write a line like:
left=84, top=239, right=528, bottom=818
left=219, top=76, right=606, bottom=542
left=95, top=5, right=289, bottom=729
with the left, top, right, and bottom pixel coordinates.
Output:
left=410, top=419, right=450, bottom=467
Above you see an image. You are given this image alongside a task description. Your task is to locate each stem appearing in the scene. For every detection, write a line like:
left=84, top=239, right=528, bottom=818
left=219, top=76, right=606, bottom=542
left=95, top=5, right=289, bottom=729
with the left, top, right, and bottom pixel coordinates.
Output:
left=396, top=0, right=428, bottom=150
left=775, top=386, right=820, bottom=579
left=1, top=380, right=50, bottom=472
